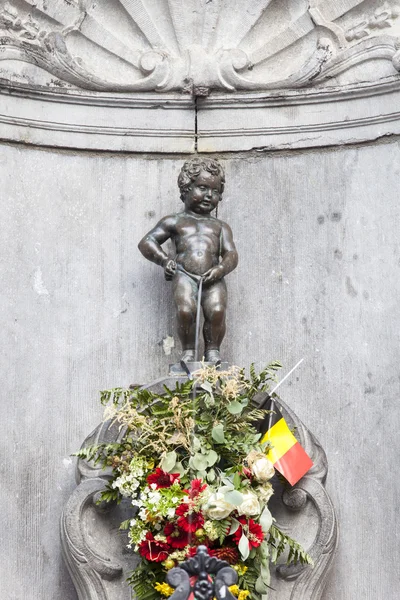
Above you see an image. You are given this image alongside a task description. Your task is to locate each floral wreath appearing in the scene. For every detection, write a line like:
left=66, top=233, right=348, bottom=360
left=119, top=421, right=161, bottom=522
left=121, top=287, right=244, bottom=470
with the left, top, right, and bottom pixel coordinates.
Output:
left=76, top=363, right=313, bottom=600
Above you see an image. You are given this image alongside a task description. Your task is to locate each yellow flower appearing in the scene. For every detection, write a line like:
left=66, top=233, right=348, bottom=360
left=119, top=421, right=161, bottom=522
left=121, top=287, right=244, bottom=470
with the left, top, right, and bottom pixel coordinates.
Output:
left=238, top=591, right=250, bottom=600
left=233, top=564, right=248, bottom=576
left=229, top=585, right=239, bottom=597
left=154, top=582, right=174, bottom=597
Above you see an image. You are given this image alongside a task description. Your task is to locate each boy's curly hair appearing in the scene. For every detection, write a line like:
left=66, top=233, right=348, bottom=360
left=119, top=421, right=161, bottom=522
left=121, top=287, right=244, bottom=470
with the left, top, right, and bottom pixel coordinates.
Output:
left=178, top=157, right=225, bottom=201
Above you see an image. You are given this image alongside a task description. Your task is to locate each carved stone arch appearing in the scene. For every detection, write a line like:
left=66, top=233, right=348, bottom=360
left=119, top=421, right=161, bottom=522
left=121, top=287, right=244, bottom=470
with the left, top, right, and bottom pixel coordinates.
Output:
left=0, top=0, right=400, bottom=151
left=61, top=372, right=338, bottom=600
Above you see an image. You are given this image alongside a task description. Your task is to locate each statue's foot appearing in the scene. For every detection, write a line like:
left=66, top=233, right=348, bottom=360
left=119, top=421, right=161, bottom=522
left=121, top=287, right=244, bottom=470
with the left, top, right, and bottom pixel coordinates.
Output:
left=181, top=349, right=195, bottom=362
left=204, top=349, right=221, bottom=363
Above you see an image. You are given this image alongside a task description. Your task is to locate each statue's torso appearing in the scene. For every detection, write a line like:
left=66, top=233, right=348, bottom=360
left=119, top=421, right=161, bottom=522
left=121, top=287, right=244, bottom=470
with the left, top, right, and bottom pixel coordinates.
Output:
left=172, top=213, right=223, bottom=276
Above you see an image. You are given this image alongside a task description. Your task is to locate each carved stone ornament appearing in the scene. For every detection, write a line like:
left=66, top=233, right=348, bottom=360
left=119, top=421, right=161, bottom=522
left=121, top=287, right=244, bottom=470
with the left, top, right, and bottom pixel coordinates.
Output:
left=1, top=0, right=400, bottom=94
left=61, top=372, right=338, bottom=600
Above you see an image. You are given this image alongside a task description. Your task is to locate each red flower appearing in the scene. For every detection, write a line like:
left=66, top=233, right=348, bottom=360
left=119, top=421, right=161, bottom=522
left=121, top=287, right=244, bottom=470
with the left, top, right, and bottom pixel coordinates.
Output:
left=186, top=545, right=204, bottom=558
left=147, top=468, right=180, bottom=489
left=242, top=467, right=253, bottom=480
left=138, top=532, right=170, bottom=562
left=184, top=479, right=207, bottom=499
left=209, top=546, right=240, bottom=564
left=164, top=523, right=190, bottom=549
left=175, top=502, right=205, bottom=532
left=232, top=517, right=264, bottom=549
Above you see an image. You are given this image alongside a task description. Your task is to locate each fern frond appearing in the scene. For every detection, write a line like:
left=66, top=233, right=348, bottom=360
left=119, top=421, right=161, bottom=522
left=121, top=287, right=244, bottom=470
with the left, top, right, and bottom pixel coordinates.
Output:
left=269, top=524, right=313, bottom=566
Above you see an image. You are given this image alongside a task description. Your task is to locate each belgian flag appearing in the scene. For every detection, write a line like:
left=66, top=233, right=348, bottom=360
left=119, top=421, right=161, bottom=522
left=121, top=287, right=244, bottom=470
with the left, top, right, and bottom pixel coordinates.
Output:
left=259, top=397, right=313, bottom=486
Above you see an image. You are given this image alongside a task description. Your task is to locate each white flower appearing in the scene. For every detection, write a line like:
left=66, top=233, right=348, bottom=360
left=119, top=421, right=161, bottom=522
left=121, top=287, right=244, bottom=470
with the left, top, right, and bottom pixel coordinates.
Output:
left=252, top=457, right=275, bottom=483
left=237, top=491, right=261, bottom=517
left=167, top=508, right=176, bottom=519
left=256, top=483, right=274, bottom=504
left=138, top=507, right=147, bottom=520
left=203, top=492, right=235, bottom=520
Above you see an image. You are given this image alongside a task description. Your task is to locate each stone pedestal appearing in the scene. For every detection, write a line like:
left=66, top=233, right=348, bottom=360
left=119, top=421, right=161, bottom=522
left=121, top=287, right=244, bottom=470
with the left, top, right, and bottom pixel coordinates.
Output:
left=61, top=372, right=338, bottom=600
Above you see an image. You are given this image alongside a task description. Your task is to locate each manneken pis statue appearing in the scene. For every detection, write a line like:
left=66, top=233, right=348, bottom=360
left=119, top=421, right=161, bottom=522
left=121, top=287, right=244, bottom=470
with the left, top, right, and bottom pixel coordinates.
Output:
left=138, top=157, right=238, bottom=363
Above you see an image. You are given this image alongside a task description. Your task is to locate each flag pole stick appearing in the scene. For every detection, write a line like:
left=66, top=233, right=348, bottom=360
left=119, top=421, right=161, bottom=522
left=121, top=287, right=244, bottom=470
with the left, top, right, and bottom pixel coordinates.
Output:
left=259, top=358, right=304, bottom=410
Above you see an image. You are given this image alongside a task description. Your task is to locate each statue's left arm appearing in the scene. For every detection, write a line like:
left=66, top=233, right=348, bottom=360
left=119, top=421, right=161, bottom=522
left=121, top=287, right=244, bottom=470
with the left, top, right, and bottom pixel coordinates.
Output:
left=203, top=222, right=238, bottom=285
left=219, top=222, right=239, bottom=275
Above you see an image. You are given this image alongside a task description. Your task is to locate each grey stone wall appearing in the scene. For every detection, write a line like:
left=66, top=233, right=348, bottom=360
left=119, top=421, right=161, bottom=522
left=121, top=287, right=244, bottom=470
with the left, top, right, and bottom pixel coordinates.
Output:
left=1, top=139, right=400, bottom=599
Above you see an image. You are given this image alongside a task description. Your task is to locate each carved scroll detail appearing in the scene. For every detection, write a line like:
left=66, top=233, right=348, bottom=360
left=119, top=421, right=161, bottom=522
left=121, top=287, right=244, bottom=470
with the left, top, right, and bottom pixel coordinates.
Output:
left=60, top=478, right=128, bottom=600
left=1, top=0, right=399, bottom=94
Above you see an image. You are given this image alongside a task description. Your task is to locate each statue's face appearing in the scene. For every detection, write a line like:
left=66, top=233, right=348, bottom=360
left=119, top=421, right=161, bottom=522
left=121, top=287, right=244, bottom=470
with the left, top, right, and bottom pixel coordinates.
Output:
left=184, top=170, right=222, bottom=214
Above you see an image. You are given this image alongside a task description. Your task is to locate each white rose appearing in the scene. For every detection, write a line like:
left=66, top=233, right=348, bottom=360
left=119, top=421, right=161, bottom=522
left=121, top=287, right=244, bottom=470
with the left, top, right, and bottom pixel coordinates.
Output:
left=252, top=457, right=275, bottom=483
left=237, top=491, right=261, bottom=517
left=257, top=482, right=274, bottom=504
left=204, top=492, right=235, bottom=520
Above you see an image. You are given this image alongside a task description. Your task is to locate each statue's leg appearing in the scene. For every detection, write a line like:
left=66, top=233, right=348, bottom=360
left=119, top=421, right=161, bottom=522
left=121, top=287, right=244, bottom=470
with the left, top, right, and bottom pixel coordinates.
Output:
left=202, top=279, right=227, bottom=360
left=173, top=272, right=198, bottom=358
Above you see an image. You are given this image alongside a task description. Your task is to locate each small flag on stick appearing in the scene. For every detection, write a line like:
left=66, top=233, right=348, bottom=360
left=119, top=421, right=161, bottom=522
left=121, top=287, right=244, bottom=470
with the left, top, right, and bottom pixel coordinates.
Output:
left=260, top=397, right=313, bottom=486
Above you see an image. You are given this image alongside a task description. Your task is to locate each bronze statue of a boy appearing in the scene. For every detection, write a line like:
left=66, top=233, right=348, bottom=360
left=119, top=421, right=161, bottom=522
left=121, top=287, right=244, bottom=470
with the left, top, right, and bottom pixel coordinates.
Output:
left=138, top=157, right=238, bottom=363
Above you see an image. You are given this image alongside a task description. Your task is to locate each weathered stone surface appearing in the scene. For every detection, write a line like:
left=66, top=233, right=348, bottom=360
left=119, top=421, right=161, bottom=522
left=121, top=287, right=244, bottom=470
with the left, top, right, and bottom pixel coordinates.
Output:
left=61, top=374, right=337, bottom=600
left=0, top=87, right=195, bottom=153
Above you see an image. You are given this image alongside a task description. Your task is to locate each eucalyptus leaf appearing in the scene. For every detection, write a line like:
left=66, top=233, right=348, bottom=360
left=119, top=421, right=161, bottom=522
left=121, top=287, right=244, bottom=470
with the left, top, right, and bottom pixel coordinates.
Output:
left=228, top=518, right=240, bottom=535
left=221, top=477, right=234, bottom=489
left=201, top=381, right=213, bottom=394
left=238, top=532, right=250, bottom=561
left=227, top=400, right=243, bottom=415
left=206, top=468, right=216, bottom=483
left=224, top=489, right=244, bottom=506
left=191, top=436, right=201, bottom=452
left=260, top=506, right=273, bottom=533
left=211, top=423, right=225, bottom=443
left=160, top=450, right=177, bottom=473
left=205, top=449, right=219, bottom=467
left=172, top=462, right=186, bottom=477
left=192, top=453, right=208, bottom=471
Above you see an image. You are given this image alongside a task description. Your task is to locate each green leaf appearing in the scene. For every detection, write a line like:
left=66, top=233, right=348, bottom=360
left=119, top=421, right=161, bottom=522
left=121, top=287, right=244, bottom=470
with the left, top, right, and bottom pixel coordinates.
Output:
left=224, top=490, right=244, bottom=506
left=212, top=423, right=225, bottom=443
left=206, top=468, right=216, bottom=483
left=238, top=532, right=250, bottom=560
left=205, top=449, right=219, bottom=467
left=119, top=519, right=131, bottom=530
left=201, top=381, right=213, bottom=394
left=233, top=472, right=241, bottom=489
left=259, top=506, right=273, bottom=533
left=192, top=436, right=201, bottom=452
left=191, top=453, right=208, bottom=471
left=172, top=462, right=186, bottom=477
left=229, top=518, right=240, bottom=535
left=227, top=400, right=243, bottom=415
left=212, top=519, right=231, bottom=544
left=161, top=450, right=177, bottom=473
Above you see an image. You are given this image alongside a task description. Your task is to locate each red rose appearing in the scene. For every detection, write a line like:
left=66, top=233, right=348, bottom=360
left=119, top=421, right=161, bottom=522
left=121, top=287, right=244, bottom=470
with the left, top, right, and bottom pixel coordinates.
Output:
left=175, top=502, right=205, bottom=533
left=138, top=532, right=169, bottom=562
left=164, top=523, right=190, bottom=549
left=232, top=517, right=264, bottom=549
left=147, top=468, right=180, bottom=489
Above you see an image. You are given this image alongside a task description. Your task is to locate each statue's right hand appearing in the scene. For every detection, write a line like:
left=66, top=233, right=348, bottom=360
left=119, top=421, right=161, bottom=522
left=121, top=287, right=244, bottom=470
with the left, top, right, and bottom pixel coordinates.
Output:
left=164, top=259, right=177, bottom=281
